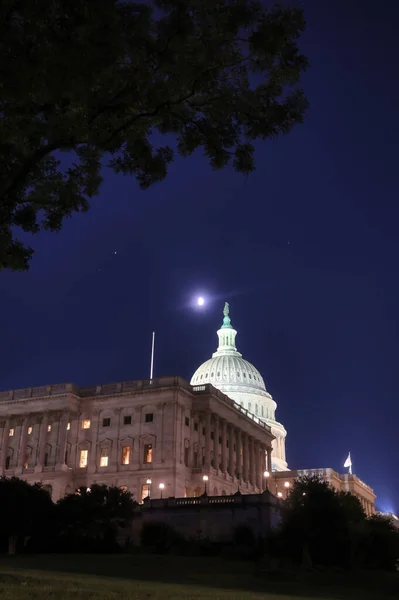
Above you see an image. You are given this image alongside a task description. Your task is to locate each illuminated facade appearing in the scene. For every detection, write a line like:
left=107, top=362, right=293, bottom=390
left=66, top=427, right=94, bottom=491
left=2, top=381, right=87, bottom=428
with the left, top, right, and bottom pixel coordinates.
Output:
left=191, top=303, right=287, bottom=470
left=272, top=468, right=376, bottom=515
left=0, top=376, right=274, bottom=502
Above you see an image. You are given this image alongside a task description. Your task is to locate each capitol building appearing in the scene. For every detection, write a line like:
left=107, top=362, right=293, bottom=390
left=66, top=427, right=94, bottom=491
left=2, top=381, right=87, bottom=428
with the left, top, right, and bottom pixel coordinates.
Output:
left=191, top=303, right=287, bottom=471
left=0, top=303, right=375, bottom=514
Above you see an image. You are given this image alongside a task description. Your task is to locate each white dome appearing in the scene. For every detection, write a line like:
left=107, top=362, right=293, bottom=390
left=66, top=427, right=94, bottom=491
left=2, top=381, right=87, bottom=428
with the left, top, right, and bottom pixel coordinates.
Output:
left=190, top=302, right=288, bottom=471
left=191, top=355, right=267, bottom=394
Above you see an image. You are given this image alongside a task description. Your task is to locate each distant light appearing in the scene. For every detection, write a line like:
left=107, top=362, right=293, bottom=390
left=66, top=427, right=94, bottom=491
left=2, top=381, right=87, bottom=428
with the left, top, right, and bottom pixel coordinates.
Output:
left=146, top=478, right=152, bottom=485
left=284, top=481, right=290, bottom=488
left=197, top=296, right=205, bottom=306
left=203, top=475, right=209, bottom=482
left=159, top=483, right=165, bottom=490
left=277, top=492, right=283, bottom=498
left=263, top=471, right=270, bottom=478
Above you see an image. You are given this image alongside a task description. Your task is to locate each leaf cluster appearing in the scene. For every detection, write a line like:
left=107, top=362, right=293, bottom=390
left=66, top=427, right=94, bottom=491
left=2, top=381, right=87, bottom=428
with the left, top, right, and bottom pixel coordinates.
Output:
left=0, top=0, right=308, bottom=270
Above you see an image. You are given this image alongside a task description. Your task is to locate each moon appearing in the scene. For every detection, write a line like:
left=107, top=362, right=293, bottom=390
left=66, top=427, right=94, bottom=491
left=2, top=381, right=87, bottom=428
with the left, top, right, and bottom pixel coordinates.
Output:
left=197, top=296, right=205, bottom=306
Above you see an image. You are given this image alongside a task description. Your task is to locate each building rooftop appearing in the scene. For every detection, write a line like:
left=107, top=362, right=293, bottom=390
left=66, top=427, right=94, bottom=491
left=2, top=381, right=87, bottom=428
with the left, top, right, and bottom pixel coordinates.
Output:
left=0, top=376, right=272, bottom=434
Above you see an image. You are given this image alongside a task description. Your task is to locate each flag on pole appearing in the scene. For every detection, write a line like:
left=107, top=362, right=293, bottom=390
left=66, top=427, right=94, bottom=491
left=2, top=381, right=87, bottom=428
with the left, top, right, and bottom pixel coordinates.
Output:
left=344, top=452, right=352, bottom=474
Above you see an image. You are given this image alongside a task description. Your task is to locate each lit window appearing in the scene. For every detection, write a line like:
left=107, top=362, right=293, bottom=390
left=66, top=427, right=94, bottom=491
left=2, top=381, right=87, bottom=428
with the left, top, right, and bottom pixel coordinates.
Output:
left=23, top=454, right=29, bottom=469
left=67, top=422, right=71, bottom=430
left=100, top=448, right=108, bottom=467
left=144, top=444, right=153, bottom=463
left=28, top=426, right=33, bottom=435
left=82, top=419, right=91, bottom=429
left=79, top=449, right=88, bottom=468
left=145, top=413, right=153, bottom=423
left=141, top=484, right=151, bottom=502
left=121, top=445, right=130, bottom=465
left=9, top=428, right=14, bottom=437
left=47, top=425, right=52, bottom=432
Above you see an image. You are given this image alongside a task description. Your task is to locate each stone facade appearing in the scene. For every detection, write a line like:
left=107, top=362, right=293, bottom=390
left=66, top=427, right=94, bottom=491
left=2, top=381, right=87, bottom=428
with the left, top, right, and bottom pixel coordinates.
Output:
left=0, top=377, right=274, bottom=502
left=272, top=468, right=376, bottom=516
left=132, top=490, right=280, bottom=544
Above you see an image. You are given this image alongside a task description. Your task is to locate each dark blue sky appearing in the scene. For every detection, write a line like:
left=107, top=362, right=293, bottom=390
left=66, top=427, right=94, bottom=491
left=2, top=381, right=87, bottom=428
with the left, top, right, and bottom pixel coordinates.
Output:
left=1, top=1, right=398, bottom=512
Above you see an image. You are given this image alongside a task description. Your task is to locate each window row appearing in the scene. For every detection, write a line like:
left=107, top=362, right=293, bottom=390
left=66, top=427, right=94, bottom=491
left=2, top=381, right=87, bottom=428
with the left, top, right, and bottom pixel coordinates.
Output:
left=7, top=413, right=154, bottom=437
left=78, top=443, right=153, bottom=468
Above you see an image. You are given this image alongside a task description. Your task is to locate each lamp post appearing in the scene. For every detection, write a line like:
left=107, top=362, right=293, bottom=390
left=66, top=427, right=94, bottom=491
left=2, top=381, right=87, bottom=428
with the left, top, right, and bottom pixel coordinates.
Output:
left=284, top=481, right=290, bottom=498
left=146, top=478, right=152, bottom=499
left=277, top=491, right=283, bottom=498
left=159, top=482, right=165, bottom=499
left=202, top=474, right=208, bottom=496
left=263, top=470, right=270, bottom=491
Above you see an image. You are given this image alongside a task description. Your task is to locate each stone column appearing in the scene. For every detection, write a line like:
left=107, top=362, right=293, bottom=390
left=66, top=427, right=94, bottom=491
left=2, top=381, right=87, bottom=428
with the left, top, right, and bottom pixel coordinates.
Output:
left=56, top=411, right=69, bottom=470
left=204, top=412, right=211, bottom=470
left=16, top=416, right=29, bottom=471
left=255, top=441, right=261, bottom=489
left=249, top=437, right=255, bottom=485
left=242, top=434, right=249, bottom=483
left=267, top=447, right=273, bottom=474
left=35, top=412, right=49, bottom=471
left=88, top=411, right=100, bottom=473
left=235, top=429, right=242, bottom=479
left=221, top=420, right=227, bottom=473
left=214, top=415, right=220, bottom=470
left=228, top=425, right=234, bottom=476
left=110, top=408, right=121, bottom=471
left=0, top=418, right=10, bottom=472
left=259, top=445, right=266, bottom=490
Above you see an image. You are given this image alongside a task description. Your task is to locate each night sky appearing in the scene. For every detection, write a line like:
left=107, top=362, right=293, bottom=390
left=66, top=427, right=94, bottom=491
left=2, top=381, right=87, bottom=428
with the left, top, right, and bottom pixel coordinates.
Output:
left=1, top=1, right=398, bottom=512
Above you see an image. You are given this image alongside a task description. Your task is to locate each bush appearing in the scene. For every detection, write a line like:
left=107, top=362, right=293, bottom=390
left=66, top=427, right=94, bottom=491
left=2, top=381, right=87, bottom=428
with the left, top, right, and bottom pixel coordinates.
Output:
left=140, top=521, right=182, bottom=554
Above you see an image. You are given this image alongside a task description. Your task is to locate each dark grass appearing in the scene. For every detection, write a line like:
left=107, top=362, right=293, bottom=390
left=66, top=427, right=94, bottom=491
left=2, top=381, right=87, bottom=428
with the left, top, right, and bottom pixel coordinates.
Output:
left=0, top=554, right=398, bottom=599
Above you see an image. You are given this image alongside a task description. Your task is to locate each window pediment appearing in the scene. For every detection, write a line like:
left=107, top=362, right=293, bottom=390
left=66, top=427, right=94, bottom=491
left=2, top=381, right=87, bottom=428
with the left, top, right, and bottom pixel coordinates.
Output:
left=139, top=433, right=156, bottom=443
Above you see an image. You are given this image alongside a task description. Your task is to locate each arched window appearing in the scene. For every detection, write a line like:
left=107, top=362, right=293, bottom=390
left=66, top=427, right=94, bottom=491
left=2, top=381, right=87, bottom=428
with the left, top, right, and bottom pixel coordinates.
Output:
left=248, top=402, right=252, bottom=412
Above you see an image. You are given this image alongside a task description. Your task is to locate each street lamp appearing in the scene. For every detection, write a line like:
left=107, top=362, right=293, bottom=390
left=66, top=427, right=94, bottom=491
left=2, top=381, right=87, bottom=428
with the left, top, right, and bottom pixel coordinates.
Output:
left=263, top=470, right=270, bottom=491
left=277, top=491, right=283, bottom=498
left=159, top=482, right=165, bottom=499
left=146, top=478, right=152, bottom=499
left=284, top=481, right=290, bottom=488
left=202, top=474, right=209, bottom=496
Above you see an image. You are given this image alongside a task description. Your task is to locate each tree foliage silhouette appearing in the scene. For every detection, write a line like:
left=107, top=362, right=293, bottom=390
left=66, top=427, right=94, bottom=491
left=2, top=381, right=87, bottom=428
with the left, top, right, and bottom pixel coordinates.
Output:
left=0, top=0, right=308, bottom=270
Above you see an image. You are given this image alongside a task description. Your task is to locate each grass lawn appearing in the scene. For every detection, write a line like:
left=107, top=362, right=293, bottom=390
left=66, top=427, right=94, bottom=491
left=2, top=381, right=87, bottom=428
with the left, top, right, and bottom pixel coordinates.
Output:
left=0, top=554, right=397, bottom=599
left=0, top=568, right=314, bottom=600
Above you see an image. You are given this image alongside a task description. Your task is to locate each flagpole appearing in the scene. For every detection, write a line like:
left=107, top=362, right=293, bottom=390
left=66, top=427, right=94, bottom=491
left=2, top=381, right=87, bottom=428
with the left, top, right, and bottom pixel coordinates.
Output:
left=150, top=331, right=155, bottom=380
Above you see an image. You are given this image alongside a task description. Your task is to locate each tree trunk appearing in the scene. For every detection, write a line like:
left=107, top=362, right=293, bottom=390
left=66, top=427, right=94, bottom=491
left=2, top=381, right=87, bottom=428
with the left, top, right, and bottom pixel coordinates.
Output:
left=301, top=543, right=313, bottom=570
left=8, top=535, right=17, bottom=555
